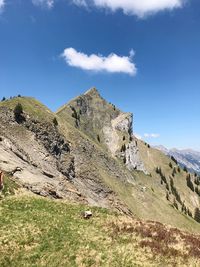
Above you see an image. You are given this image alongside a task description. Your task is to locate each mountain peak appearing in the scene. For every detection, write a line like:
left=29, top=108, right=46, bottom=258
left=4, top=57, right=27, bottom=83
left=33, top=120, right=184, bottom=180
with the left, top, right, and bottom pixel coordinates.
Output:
left=84, top=87, right=100, bottom=97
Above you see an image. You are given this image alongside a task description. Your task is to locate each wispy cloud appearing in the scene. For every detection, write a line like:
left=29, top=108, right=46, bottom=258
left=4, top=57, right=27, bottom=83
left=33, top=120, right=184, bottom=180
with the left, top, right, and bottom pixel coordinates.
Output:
left=0, top=0, right=5, bottom=11
left=61, top=47, right=137, bottom=75
left=72, top=0, right=87, bottom=7
left=32, top=0, right=54, bottom=9
left=72, top=0, right=185, bottom=17
left=144, top=133, right=160, bottom=138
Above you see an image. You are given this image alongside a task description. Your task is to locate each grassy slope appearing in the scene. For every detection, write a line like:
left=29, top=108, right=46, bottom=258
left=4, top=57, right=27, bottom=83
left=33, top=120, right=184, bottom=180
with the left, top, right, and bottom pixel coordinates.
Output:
left=138, top=140, right=200, bottom=212
left=1, top=194, right=200, bottom=267
left=0, top=173, right=20, bottom=199
left=56, top=95, right=200, bottom=233
left=136, top=140, right=200, bottom=231
left=1, top=96, right=200, bottom=233
left=0, top=97, right=54, bottom=122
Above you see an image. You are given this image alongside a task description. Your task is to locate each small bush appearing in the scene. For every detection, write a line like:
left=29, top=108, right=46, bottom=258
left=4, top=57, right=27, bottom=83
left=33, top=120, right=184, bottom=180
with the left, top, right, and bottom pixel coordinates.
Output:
left=186, top=174, right=194, bottom=192
left=14, top=103, right=25, bottom=123
left=171, top=156, right=178, bottom=164
left=53, top=117, right=58, bottom=127
left=121, top=144, right=126, bottom=152
left=194, top=208, right=200, bottom=223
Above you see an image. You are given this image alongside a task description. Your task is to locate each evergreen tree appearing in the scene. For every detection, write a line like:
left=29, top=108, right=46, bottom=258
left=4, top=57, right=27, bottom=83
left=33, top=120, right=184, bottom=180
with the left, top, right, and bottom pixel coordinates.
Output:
left=53, top=117, right=58, bottom=127
left=194, top=177, right=200, bottom=186
left=171, top=156, right=178, bottom=164
left=123, top=156, right=126, bottom=164
left=194, top=208, right=200, bottom=223
left=155, top=167, right=161, bottom=174
left=172, top=167, right=177, bottom=176
left=195, top=186, right=200, bottom=196
left=186, top=174, right=194, bottom=192
left=14, top=103, right=24, bottom=123
left=121, top=144, right=126, bottom=152
left=184, top=166, right=188, bottom=173
left=187, top=208, right=193, bottom=217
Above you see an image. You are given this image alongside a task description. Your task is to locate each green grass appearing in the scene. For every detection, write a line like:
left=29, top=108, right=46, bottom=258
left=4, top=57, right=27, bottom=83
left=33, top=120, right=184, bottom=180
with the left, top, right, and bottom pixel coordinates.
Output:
left=0, top=195, right=200, bottom=267
left=0, top=174, right=19, bottom=199
left=0, top=97, right=54, bottom=122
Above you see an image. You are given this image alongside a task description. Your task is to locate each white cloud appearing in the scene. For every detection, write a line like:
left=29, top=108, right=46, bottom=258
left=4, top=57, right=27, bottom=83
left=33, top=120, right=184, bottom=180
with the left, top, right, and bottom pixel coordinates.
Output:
left=72, top=0, right=87, bottom=7
left=61, top=47, right=137, bottom=75
left=73, top=0, right=185, bottom=17
left=144, top=133, right=160, bottom=138
left=0, top=0, right=5, bottom=11
left=32, top=0, right=54, bottom=9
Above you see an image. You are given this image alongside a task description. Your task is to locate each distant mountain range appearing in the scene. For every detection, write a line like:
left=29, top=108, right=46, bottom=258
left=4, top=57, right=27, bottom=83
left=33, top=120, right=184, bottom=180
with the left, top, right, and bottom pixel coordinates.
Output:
left=155, top=145, right=200, bottom=174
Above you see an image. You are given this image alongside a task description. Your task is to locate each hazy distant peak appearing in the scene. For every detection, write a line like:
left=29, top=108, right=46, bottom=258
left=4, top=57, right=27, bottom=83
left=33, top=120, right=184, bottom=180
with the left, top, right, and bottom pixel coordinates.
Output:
left=154, top=145, right=169, bottom=154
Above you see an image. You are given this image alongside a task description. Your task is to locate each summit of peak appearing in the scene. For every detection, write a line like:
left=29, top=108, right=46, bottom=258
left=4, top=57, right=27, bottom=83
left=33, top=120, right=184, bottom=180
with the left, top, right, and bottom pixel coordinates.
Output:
left=84, top=87, right=100, bottom=97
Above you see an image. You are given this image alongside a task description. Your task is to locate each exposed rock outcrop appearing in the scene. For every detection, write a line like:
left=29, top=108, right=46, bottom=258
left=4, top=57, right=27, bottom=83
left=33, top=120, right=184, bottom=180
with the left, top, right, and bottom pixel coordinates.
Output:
left=0, top=98, right=134, bottom=214
left=58, top=87, right=146, bottom=174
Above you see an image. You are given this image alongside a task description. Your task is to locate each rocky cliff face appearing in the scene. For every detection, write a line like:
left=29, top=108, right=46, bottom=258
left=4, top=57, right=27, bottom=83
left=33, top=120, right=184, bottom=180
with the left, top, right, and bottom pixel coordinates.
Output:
left=0, top=96, right=134, bottom=214
left=57, top=88, right=146, bottom=173
left=0, top=105, right=78, bottom=200
left=1, top=91, right=200, bottom=230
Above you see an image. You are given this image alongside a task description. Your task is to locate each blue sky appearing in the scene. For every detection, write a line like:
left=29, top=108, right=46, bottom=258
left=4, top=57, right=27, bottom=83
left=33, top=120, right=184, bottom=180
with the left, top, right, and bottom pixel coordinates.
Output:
left=0, top=0, right=199, bottom=150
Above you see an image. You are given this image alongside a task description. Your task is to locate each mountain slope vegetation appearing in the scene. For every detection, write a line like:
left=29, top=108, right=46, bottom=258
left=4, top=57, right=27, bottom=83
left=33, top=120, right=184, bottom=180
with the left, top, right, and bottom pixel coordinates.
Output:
left=0, top=194, right=200, bottom=267
left=0, top=89, right=200, bottom=235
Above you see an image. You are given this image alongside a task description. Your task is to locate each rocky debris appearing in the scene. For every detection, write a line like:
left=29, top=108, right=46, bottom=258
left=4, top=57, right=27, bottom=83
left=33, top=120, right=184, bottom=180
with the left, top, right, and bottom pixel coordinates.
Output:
left=57, top=154, right=75, bottom=179
left=26, top=183, right=63, bottom=199
left=0, top=90, right=147, bottom=216
left=24, top=118, right=75, bottom=179
left=82, top=210, right=93, bottom=219
left=141, top=186, right=147, bottom=192
left=10, top=167, right=22, bottom=175
left=25, top=119, right=70, bottom=157
left=0, top=107, right=74, bottom=180
left=42, top=170, right=54, bottom=178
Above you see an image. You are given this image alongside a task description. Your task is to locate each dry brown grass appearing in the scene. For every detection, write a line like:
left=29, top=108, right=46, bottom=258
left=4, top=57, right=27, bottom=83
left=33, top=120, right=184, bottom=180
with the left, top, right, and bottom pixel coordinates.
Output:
left=106, top=216, right=200, bottom=266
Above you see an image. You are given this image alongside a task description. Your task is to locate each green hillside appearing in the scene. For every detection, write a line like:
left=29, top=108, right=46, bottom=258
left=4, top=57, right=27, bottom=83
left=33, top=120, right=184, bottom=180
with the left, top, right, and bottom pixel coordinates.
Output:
left=0, top=194, right=200, bottom=267
left=0, top=90, right=200, bottom=234
left=0, top=96, right=54, bottom=122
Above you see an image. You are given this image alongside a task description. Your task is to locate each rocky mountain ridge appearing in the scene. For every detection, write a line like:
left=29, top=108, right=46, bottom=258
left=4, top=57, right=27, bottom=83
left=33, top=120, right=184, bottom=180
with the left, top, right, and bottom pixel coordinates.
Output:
left=57, top=88, right=146, bottom=173
left=0, top=89, right=200, bottom=232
